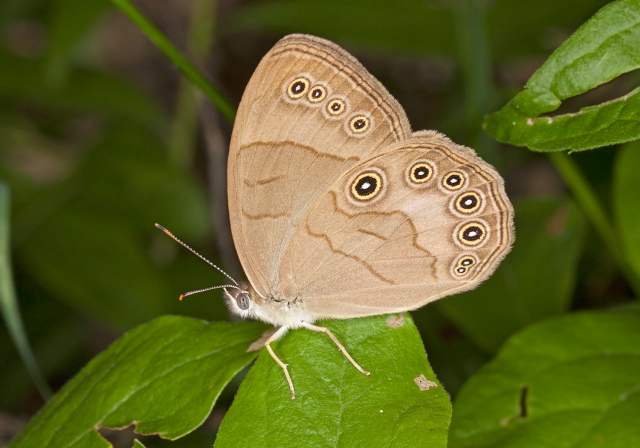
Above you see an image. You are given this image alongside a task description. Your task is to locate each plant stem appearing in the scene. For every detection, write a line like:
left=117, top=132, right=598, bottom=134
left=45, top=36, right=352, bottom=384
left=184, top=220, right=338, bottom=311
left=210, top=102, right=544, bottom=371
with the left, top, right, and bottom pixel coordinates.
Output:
left=169, top=0, right=219, bottom=168
left=109, top=0, right=235, bottom=122
left=453, top=0, right=499, bottom=167
left=549, top=152, right=640, bottom=295
left=0, top=183, right=52, bottom=400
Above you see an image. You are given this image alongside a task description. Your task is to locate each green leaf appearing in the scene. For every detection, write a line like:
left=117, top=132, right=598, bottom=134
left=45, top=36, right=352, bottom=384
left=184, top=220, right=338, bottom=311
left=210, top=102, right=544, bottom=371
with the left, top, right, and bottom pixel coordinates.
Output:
left=412, top=306, right=491, bottom=396
left=439, top=199, right=586, bottom=352
left=7, top=316, right=267, bottom=447
left=449, top=310, right=640, bottom=447
left=215, top=314, right=451, bottom=448
left=614, top=140, right=640, bottom=279
left=484, top=0, right=640, bottom=152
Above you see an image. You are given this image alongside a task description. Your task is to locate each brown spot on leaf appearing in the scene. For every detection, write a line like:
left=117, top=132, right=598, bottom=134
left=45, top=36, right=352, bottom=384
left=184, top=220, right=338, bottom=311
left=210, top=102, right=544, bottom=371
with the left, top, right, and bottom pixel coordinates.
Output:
left=386, top=314, right=405, bottom=328
left=414, top=374, right=438, bottom=391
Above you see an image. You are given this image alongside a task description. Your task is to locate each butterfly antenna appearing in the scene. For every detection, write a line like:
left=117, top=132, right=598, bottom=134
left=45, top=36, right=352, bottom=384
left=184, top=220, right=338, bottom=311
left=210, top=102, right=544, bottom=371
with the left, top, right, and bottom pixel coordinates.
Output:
left=179, top=284, right=241, bottom=301
left=155, top=223, right=239, bottom=287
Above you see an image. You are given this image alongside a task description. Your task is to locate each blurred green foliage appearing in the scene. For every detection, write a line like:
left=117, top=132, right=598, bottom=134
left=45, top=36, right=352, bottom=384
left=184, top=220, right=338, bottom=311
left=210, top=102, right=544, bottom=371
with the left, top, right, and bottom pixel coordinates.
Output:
left=1, top=0, right=638, bottom=446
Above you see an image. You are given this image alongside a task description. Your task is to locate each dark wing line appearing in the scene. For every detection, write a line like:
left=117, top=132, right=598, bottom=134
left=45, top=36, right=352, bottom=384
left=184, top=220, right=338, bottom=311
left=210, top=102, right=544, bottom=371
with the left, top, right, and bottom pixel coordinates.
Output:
left=304, top=219, right=396, bottom=286
left=297, top=190, right=436, bottom=293
left=241, top=209, right=290, bottom=220
left=243, top=174, right=286, bottom=187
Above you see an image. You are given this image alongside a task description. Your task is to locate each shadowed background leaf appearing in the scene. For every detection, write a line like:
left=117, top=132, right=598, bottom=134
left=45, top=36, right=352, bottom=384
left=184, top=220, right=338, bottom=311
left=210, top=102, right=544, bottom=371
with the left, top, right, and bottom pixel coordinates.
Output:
left=439, top=198, right=586, bottom=352
left=449, top=311, right=640, bottom=448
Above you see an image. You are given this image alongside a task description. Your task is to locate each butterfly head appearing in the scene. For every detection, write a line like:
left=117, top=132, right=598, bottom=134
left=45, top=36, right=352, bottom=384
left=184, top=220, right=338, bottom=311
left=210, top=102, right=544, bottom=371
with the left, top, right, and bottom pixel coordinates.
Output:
left=224, top=282, right=256, bottom=319
left=223, top=282, right=287, bottom=324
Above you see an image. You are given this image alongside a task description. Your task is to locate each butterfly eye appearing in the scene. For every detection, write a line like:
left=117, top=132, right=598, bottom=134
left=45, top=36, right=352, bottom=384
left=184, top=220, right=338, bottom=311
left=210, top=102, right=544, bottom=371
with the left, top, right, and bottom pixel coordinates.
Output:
left=308, top=85, right=327, bottom=103
left=409, top=162, right=433, bottom=184
left=287, top=77, right=310, bottom=99
left=453, top=191, right=482, bottom=214
left=327, top=98, right=346, bottom=116
left=236, top=292, right=252, bottom=310
left=457, top=222, right=487, bottom=246
left=351, top=171, right=383, bottom=201
left=442, top=171, right=466, bottom=191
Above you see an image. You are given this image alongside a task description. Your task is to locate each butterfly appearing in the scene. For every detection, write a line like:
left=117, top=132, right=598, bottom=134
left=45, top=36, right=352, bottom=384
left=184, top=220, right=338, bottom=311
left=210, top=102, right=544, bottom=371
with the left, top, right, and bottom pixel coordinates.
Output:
left=159, top=34, right=513, bottom=400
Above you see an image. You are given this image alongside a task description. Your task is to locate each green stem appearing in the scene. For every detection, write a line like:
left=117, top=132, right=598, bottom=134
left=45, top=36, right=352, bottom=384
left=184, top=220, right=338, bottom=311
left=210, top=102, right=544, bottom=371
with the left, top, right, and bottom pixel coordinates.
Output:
left=169, top=0, right=218, bottom=168
left=0, top=183, right=52, bottom=400
left=549, top=152, right=640, bottom=295
left=453, top=0, right=499, bottom=167
left=109, top=0, right=235, bottom=122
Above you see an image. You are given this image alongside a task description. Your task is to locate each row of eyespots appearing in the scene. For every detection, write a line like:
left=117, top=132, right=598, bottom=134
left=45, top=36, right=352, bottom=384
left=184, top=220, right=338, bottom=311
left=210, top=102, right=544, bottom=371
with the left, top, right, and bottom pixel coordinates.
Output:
left=452, top=254, right=478, bottom=277
left=405, top=161, right=467, bottom=192
left=350, top=163, right=484, bottom=214
left=404, top=161, right=487, bottom=217
left=285, top=75, right=372, bottom=136
left=347, top=163, right=490, bottom=249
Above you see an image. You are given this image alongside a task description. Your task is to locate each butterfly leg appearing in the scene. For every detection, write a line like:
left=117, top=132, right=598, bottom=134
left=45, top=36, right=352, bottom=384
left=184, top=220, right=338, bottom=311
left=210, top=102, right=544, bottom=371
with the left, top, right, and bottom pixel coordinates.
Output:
left=301, top=322, right=371, bottom=376
left=264, top=326, right=296, bottom=401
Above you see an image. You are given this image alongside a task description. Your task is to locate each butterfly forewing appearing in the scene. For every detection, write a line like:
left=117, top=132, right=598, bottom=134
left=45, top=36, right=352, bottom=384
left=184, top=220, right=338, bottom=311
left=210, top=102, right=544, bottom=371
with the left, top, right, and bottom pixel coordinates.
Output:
left=228, top=34, right=412, bottom=298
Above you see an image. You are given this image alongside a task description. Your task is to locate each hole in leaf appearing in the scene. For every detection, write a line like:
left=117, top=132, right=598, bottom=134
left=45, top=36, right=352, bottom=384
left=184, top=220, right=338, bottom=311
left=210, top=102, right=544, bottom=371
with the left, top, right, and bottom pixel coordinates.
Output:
left=519, top=385, right=529, bottom=418
left=539, top=70, right=637, bottom=118
left=500, top=385, right=530, bottom=427
left=98, top=424, right=189, bottom=448
left=98, top=425, right=138, bottom=448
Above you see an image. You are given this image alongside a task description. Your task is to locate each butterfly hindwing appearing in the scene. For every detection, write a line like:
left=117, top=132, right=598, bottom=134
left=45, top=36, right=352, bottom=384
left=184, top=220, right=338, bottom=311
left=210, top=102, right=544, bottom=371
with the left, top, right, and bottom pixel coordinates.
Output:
left=278, top=133, right=513, bottom=319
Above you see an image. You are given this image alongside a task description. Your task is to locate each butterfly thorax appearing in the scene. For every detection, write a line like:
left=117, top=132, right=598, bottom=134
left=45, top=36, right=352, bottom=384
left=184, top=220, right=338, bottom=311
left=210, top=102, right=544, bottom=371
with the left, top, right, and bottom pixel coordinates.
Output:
left=224, top=282, right=314, bottom=328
